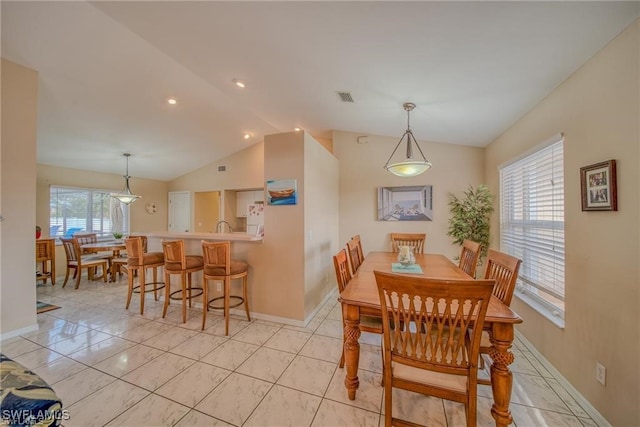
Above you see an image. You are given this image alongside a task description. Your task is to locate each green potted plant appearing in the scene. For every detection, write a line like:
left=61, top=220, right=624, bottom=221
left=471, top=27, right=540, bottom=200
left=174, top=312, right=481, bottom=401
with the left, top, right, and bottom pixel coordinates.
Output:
left=36, top=225, right=42, bottom=239
left=447, top=184, right=494, bottom=262
left=112, top=232, right=123, bottom=241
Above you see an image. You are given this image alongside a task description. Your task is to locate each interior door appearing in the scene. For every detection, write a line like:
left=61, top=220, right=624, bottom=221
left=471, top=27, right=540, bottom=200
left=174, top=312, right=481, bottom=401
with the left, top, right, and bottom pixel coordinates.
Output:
left=168, top=191, right=191, bottom=232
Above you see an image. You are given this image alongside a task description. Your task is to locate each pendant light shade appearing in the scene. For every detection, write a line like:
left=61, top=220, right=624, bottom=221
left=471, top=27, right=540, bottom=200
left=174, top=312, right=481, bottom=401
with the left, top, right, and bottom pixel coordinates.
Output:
left=384, top=103, right=432, bottom=177
left=111, top=153, right=141, bottom=205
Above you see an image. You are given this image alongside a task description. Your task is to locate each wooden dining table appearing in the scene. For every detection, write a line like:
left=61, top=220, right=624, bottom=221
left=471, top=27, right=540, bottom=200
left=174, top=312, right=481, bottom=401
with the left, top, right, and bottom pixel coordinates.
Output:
left=81, top=241, right=126, bottom=282
left=338, top=251, right=523, bottom=427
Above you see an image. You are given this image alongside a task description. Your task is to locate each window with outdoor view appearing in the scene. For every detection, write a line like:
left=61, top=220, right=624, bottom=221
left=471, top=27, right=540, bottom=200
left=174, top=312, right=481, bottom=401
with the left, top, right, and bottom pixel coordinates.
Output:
left=49, top=186, right=130, bottom=240
left=500, top=135, right=565, bottom=321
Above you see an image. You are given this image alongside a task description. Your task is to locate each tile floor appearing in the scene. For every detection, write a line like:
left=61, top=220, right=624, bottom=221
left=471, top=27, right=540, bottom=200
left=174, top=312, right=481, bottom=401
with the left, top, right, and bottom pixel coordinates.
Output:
left=1, top=277, right=600, bottom=427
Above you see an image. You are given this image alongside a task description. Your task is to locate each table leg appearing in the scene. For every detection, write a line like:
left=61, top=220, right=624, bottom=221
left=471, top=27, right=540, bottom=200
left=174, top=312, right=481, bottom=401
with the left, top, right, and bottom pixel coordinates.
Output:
left=343, top=304, right=361, bottom=400
left=488, top=323, right=516, bottom=427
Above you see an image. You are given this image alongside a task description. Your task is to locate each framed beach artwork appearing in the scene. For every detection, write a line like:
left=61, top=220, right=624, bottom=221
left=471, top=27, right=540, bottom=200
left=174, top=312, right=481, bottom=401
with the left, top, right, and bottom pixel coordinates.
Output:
left=580, top=160, right=617, bottom=211
left=377, top=185, right=433, bottom=221
left=267, top=179, right=297, bottom=205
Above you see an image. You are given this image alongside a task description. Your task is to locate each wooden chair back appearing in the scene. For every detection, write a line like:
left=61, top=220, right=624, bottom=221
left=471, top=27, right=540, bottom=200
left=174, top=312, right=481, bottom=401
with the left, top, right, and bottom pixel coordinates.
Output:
left=333, top=249, right=352, bottom=293
left=390, top=233, right=426, bottom=254
left=346, top=239, right=363, bottom=275
left=351, top=234, right=365, bottom=263
left=162, top=240, right=187, bottom=270
left=202, top=241, right=232, bottom=276
left=74, top=233, right=97, bottom=246
left=484, top=249, right=522, bottom=306
left=458, top=240, right=482, bottom=278
left=61, top=238, right=80, bottom=262
left=374, top=270, right=494, bottom=427
left=125, top=237, right=144, bottom=267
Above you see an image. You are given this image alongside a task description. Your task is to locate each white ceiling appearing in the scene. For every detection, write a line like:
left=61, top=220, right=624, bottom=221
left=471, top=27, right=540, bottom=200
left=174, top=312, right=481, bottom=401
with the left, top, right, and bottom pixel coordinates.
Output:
left=2, top=1, right=638, bottom=181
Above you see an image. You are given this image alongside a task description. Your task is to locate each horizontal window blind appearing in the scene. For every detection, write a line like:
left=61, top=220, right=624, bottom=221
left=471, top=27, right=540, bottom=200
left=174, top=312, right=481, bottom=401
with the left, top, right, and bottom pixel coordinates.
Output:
left=500, top=140, right=564, bottom=314
left=50, top=186, right=129, bottom=239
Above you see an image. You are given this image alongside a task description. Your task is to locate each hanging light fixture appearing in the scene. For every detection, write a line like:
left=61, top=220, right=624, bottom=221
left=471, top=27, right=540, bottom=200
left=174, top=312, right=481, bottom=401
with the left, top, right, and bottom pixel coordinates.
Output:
left=384, top=102, right=432, bottom=177
left=111, top=153, right=141, bottom=205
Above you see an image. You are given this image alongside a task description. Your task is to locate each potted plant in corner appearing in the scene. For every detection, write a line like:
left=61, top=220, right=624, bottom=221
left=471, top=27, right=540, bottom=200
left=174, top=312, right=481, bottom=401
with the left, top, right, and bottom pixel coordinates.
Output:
left=447, top=184, right=494, bottom=264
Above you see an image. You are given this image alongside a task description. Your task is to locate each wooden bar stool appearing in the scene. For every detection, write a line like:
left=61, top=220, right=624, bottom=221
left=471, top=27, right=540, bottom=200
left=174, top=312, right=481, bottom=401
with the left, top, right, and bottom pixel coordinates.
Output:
left=202, top=240, right=250, bottom=335
left=125, top=236, right=165, bottom=315
left=162, top=240, right=204, bottom=323
left=36, top=239, right=56, bottom=285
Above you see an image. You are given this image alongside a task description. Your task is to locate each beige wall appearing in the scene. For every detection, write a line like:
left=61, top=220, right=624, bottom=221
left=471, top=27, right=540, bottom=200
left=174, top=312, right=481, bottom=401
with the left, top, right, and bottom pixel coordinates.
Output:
left=1, top=59, right=39, bottom=336
left=194, top=191, right=220, bottom=232
left=36, top=164, right=169, bottom=275
left=303, top=132, right=339, bottom=317
left=333, top=130, right=485, bottom=259
left=484, top=20, right=639, bottom=426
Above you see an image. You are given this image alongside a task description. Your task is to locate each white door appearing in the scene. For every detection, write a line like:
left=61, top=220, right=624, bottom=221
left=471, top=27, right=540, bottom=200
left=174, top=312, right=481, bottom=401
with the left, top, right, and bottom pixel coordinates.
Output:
left=169, top=191, right=191, bottom=232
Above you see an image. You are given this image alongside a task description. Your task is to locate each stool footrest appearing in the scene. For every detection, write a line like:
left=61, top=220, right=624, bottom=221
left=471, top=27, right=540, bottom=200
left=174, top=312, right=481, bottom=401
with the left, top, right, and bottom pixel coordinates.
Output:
left=169, top=288, right=204, bottom=300
left=207, top=295, right=245, bottom=310
left=133, top=282, right=165, bottom=294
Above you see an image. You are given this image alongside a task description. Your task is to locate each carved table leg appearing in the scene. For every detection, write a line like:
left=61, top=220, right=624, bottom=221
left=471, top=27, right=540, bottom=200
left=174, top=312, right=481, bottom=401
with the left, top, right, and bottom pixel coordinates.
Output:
left=343, top=304, right=361, bottom=400
left=488, top=323, right=516, bottom=427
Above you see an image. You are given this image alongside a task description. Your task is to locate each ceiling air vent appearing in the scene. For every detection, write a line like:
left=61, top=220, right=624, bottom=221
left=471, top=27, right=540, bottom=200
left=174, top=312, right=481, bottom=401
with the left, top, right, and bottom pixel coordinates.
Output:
left=218, top=165, right=226, bottom=172
left=336, top=91, right=354, bottom=103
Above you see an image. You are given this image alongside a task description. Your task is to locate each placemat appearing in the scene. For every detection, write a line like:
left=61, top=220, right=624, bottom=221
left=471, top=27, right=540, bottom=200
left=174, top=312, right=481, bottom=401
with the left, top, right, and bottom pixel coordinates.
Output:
left=391, top=263, right=424, bottom=274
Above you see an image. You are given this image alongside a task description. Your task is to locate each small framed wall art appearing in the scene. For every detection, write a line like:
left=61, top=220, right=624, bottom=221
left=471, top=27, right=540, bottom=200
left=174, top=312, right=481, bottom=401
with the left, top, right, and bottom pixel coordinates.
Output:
left=580, top=159, right=617, bottom=211
left=266, top=179, right=297, bottom=205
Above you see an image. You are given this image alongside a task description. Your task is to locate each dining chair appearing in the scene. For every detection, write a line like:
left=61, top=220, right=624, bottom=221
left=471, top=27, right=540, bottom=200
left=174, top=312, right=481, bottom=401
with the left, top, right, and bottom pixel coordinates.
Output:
left=60, top=238, right=108, bottom=289
left=125, top=236, right=165, bottom=315
left=346, top=238, right=363, bottom=275
left=351, top=234, right=365, bottom=264
left=458, top=239, right=482, bottom=278
left=201, top=240, right=251, bottom=334
left=333, top=249, right=382, bottom=368
left=390, top=232, right=426, bottom=254
left=162, top=239, right=204, bottom=323
left=374, top=270, right=495, bottom=427
left=477, top=249, right=522, bottom=380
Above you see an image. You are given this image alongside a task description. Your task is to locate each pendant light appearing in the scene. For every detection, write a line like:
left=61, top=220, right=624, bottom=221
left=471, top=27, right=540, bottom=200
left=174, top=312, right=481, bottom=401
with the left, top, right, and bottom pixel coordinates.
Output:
left=384, top=102, right=432, bottom=177
left=111, top=153, right=141, bottom=205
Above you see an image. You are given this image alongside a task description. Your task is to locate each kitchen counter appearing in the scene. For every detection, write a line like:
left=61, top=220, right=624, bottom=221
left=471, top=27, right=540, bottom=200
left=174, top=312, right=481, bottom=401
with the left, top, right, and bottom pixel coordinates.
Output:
left=146, top=231, right=263, bottom=243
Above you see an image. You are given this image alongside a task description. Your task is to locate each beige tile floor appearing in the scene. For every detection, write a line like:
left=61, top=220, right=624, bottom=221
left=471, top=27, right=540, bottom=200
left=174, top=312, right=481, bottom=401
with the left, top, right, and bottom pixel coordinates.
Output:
left=1, top=276, right=600, bottom=427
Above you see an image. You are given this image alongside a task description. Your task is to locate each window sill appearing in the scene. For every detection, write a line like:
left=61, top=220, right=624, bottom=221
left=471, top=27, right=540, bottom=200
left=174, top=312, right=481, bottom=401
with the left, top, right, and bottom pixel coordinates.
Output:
left=514, top=291, right=565, bottom=329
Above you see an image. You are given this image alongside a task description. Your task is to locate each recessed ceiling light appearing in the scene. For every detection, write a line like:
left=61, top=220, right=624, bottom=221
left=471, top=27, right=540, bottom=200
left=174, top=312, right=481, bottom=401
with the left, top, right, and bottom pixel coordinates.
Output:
left=294, top=127, right=301, bottom=132
left=244, top=133, right=251, bottom=140
left=233, top=79, right=246, bottom=88
left=167, top=98, right=177, bottom=105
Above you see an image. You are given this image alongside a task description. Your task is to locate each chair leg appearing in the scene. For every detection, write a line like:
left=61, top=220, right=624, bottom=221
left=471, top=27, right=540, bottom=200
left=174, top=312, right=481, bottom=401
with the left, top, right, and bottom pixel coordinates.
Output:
left=384, top=379, right=392, bottom=427
left=102, top=264, right=107, bottom=282
left=181, top=272, right=187, bottom=323
left=152, top=267, right=159, bottom=301
left=62, top=267, right=71, bottom=288
left=202, top=277, right=208, bottom=331
left=242, top=275, right=251, bottom=322
left=75, top=267, right=82, bottom=289
left=224, top=277, right=230, bottom=336
left=162, top=272, right=170, bottom=318
left=140, top=266, right=146, bottom=315
left=126, top=266, right=135, bottom=310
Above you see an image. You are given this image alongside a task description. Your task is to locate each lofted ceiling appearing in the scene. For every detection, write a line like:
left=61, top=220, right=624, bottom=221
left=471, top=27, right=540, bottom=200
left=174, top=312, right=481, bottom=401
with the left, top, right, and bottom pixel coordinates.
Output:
left=2, top=1, right=638, bottom=181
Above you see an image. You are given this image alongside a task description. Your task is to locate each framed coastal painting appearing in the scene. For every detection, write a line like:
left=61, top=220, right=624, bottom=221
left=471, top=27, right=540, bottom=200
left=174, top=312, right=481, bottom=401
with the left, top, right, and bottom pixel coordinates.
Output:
left=580, top=160, right=617, bottom=211
left=377, top=185, right=433, bottom=221
left=266, top=179, right=297, bottom=205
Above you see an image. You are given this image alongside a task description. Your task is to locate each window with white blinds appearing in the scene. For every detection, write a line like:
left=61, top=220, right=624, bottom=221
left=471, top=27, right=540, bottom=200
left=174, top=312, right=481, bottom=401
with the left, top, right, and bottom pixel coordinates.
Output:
left=500, top=137, right=565, bottom=317
left=50, top=186, right=130, bottom=241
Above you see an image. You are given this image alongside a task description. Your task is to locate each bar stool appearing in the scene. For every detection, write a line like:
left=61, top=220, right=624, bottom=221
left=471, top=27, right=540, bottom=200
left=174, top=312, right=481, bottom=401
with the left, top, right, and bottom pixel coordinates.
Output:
left=162, top=240, right=204, bottom=323
left=125, top=236, right=165, bottom=315
left=202, top=240, right=250, bottom=335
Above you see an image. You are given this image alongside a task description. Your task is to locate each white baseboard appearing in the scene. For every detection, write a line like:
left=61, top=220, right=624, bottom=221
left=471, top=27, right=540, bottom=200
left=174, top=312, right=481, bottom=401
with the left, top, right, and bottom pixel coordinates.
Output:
left=515, top=330, right=611, bottom=427
left=0, top=323, right=39, bottom=342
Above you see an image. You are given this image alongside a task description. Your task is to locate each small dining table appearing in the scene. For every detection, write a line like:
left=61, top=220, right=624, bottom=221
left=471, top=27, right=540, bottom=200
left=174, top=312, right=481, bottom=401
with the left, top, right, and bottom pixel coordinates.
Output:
left=338, top=251, right=523, bottom=427
left=81, top=241, right=126, bottom=282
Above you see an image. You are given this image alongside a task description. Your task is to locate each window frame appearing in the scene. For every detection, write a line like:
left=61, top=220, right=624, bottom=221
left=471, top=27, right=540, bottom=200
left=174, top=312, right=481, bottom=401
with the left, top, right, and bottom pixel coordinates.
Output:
left=49, top=185, right=130, bottom=242
left=499, top=134, right=565, bottom=325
